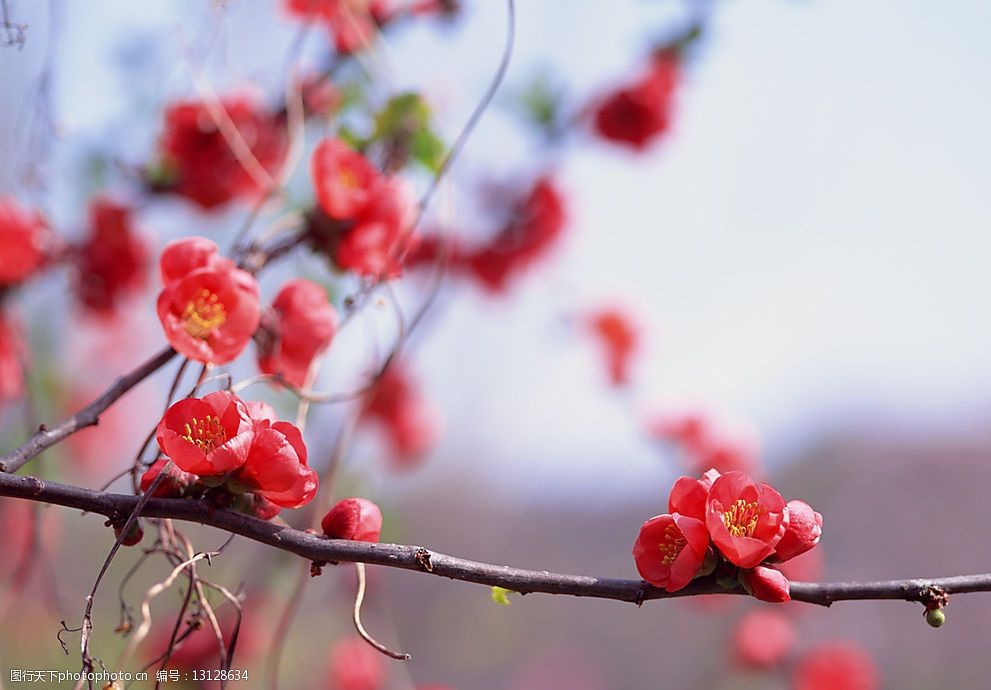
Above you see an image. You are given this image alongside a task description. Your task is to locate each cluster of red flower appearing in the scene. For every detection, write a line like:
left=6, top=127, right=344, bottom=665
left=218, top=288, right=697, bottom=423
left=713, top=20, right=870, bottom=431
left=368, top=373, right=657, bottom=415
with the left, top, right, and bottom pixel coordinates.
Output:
left=144, top=391, right=318, bottom=518
left=633, top=469, right=822, bottom=600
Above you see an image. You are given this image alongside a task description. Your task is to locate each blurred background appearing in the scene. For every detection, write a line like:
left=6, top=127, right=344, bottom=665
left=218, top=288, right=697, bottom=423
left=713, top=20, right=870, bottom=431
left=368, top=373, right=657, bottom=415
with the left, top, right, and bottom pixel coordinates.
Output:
left=2, top=0, right=991, bottom=688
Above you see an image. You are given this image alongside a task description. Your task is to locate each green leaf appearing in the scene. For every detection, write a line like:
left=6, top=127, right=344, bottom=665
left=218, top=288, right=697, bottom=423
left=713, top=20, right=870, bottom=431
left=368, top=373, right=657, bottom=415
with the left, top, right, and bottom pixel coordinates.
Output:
left=491, top=586, right=513, bottom=606
left=410, top=129, right=446, bottom=173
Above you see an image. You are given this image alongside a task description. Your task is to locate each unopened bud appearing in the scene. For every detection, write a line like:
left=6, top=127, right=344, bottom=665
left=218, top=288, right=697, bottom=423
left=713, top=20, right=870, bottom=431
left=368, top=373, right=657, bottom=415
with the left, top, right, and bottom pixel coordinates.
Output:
left=925, top=608, right=945, bottom=628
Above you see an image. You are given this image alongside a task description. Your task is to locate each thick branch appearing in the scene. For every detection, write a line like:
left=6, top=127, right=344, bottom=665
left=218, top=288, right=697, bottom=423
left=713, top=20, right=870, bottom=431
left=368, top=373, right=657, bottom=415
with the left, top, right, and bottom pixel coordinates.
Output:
left=0, top=347, right=179, bottom=475
left=0, top=472, right=987, bottom=608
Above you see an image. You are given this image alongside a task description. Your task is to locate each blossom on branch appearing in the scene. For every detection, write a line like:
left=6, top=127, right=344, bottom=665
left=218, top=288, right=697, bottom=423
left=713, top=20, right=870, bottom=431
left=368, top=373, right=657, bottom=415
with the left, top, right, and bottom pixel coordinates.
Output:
left=256, top=278, right=338, bottom=387
left=72, top=197, right=149, bottom=315
left=592, top=51, right=679, bottom=151
left=321, top=497, right=383, bottom=542
left=0, top=197, right=49, bottom=287
left=152, top=95, right=287, bottom=211
left=156, top=238, right=261, bottom=364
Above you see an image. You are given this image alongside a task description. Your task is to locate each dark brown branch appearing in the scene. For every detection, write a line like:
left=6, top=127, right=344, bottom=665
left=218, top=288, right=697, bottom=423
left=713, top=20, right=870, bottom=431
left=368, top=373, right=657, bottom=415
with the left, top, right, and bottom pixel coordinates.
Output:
left=0, top=347, right=179, bottom=475
left=1, top=471, right=988, bottom=608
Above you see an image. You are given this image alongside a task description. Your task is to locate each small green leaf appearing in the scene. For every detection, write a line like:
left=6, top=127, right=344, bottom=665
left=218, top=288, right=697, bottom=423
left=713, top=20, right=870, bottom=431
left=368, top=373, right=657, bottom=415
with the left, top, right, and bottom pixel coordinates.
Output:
left=410, top=129, right=446, bottom=173
left=491, top=586, right=512, bottom=606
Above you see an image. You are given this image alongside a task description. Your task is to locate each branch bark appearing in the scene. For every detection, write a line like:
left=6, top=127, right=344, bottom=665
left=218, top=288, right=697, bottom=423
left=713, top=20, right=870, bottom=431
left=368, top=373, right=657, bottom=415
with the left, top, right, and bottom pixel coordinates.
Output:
left=0, top=347, right=179, bottom=475
left=1, top=471, right=986, bottom=608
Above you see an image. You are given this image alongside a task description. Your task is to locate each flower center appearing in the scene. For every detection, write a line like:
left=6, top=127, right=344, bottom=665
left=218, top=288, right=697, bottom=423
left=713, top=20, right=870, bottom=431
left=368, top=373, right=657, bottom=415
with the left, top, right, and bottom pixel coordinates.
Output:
left=722, top=499, right=763, bottom=537
left=182, top=289, right=226, bottom=339
left=658, top=523, right=686, bottom=566
left=181, top=414, right=226, bottom=453
left=338, top=166, right=361, bottom=189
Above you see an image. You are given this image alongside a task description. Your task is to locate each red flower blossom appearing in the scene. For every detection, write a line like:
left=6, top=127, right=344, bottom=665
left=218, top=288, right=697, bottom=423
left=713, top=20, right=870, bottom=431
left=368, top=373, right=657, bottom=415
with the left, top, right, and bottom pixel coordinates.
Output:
left=741, top=565, right=790, bottom=603
left=774, top=499, right=823, bottom=562
left=593, top=52, right=678, bottom=150
left=793, top=643, right=878, bottom=690
left=334, top=176, right=417, bottom=278
left=156, top=391, right=254, bottom=476
left=140, top=458, right=198, bottom=498
left=156, top=95, right=287, bottom=210
left=0, top=197, right=48, bottom=287
left=733, top=609, right=795, bottom=669
left=160, top=237, right=231, bottom=285
left=156, top=239, right=261, bottom=364
left=73, top=197, right=148, bottom=314
left=705, top=471, right=789, bottom=568
left=311, top=137, right=380, bottom=220
left=321, top=498, right=383, bottom=542
left=649, top=407, right=762, bottom=475
left=585, top=307, right=639, bottom=386
left=363, top=363, right=440, bottom=466
left=463, top=177, right=566, bottom=292
left=284, top=0, right=383, bottom=54
left=632, top=513, right=708, bottom=592
left=327, top=637, right=385, bottom=690
left=667, top=469, right=720, bottom=521
left=234, top=414, right=318, bottom=509
left=257, top=279, right=338, bottom=387
left=0, top=312, right=26, bottom=402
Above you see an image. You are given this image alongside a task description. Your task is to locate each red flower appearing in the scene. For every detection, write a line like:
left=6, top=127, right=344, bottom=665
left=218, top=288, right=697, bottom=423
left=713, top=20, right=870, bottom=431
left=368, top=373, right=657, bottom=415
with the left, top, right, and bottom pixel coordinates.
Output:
left=632, top=513, right=708, bottom=592
left=0, top=312, right=26, bottom=402
left=705, top=471, right=789, bottom=568
left=793, top=643, right=878, bottom=690
left=156, top=391, right=254, bottom=476
left=160, top=237, right=231, bottom=284
left=156, top=239, right=261, bottom=364
left=156, top=95, right=287, bottom=210
left=593, top=52, right=678, bottom=150
left=363, top=363, right=440, bottom=466
left=741, top=565, right=790, bottom=603
left=321, top=498, right=383, bottom=542
left=463, top=177, right=566, bottom=291
left=257, top=279, right=338, bottom=387
left=140, top=458, right=198, bottom=498
left=733, top=609, right=795, bottom=669
left=284, top=0, right=379, bottom=54
left=667, top=469, right=720, bottom=522
left=774, top=500, right=823, bottom=562
left=234, top=414, right=318, bottom=509
left=586, top=307, right=639, bottom=387
left=649, top=407, right=761, bottom=475
left=0, top=197, right=48, bottom=287
left=311, top=137, right=380, bottom=219
left=327, top=637, right=385, bottom=690
left=334, top=176, right=417, bottom=278
left=73, top=197, right=149, bottom=314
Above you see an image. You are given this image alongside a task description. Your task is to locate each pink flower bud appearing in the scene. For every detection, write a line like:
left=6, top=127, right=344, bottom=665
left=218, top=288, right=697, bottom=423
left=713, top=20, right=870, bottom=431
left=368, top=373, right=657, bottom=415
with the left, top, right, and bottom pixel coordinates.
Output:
left=321, top=498, right=383, bottom=542
left=774, top=499, right=822, bottom=562
left=742, top=565, right=791, bottom=603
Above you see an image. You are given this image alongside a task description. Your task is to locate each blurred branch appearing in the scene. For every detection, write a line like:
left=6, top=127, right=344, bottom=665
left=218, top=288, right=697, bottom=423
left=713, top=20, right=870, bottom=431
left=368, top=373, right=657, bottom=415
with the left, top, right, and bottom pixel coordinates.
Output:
left=1, top=471, right=987, bottom=609
left=0, top=346, right=179, bottom=475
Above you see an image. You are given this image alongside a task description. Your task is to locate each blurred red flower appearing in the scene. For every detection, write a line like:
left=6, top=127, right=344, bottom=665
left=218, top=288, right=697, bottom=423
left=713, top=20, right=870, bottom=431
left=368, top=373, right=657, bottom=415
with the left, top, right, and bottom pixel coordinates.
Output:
left=156, top=95, right=287, bottom=210
left=463, top=176, right=566, bottom=291
left=321, top=497, right=383, bottom=542
left=257, top=279, right=338, bottom=387
left=793, top=643, right=878, bottom=690
left=156, top=238, right=261, bottom=364
left=312, top=137, right=381, bottom=219
left=0, top=197, right=48, bottom=287
left=363, top=363, right=440, bottom=466
left=733, top=609, right=795, bottom=668
left=705, top=471, right=789, bottom=568
left=667, top=469, right=720, bottom=521
left=585, top=307, right=639, bottom=386
left=73, top=197, right=149, bottom=314
left=335, top=176, right=417, bottom=278
left=327, top=637, right=385, bottom=690
left=0, top=312, right=26, bottom=402
left=632, top=512, right=708, bottom=592
left=593, top=52, right=678, bottom=150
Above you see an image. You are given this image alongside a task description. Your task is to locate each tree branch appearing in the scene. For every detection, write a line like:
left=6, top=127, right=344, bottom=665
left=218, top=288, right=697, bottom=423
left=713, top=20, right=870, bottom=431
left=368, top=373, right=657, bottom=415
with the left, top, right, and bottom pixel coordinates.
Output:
left=0, top=471, right=986, bottom=608
left=0, top=347, right=179, bottom=475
